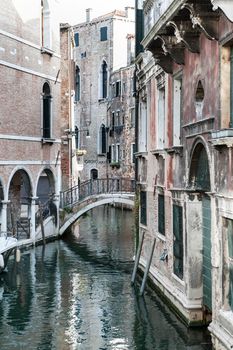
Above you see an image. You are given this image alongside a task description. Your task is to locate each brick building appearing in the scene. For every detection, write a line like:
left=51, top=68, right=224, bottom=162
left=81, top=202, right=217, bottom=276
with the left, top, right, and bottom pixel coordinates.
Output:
left=0, top=0, right=61, bottom=239
left=136, top=0, right=233, bottom=348
left=72, top=8, right=135, bottom=181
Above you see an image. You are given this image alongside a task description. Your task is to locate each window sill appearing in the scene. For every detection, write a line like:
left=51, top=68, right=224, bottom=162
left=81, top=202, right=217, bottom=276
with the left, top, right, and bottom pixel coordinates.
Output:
left=41, top=138, right=55, bottom=145
left=41, top=47, right=54, bottom=56
left=165, top=145, right=183, bottom=156
left=172, top=272, right=185, bottom=287
left=110, top=162, right=120, bottom=168
left=156, top=232, right=166, bottom=242
left=98, top=98, right=108, bottom=103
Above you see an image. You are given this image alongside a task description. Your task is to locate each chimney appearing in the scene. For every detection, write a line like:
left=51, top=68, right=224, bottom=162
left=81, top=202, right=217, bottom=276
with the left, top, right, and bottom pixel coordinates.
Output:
left=86, top=8, right=92, bottom=22
left=125, top=7, right=135, bottom=20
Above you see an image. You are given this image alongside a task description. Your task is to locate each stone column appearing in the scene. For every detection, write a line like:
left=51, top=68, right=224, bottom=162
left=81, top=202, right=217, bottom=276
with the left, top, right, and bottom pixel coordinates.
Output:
left=30, top=197, right=38, bottom=243
left=1, top=200, right=10, bottom=235
left=53, top=194, right=60, bottom=234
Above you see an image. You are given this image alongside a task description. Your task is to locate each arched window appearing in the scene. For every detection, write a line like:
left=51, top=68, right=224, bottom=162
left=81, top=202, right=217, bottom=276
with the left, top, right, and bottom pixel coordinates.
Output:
left=42, top=82, right=52, bottom=138
left=100, top=61, right=107, bottom=99
left=90, top=169, right=98, bottom=180
left=195, top=80, right=204, bottom=119
left=99, top=124, right=106, bottom=154
left=41, top=0, right=51, bottom=49
left=75, top=66, right=80, bottom=102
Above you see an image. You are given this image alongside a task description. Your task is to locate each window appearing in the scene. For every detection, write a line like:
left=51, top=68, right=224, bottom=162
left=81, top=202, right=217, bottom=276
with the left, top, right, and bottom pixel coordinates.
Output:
left=111, top=144, right=115, bottom=162
left=158, top=194, right=165, bottom=235
left=173, top=204, right=183, bottom=279
left=75, top=126, right=79, bottom=149
left=41, top=0, right=51, bottom=49
left=42, top=82, right=52, bottom=138
left=140, top=191, right=147, bottom=226
left=99, top=61, right=108, bottom=99
left=111, top=112, right=115, bottom=127
left=116, top=111, right=120, bottom=126
left=116, top=144, right=120, bottom=162
left=223, top=218, right=233, bottom=310
left=139, top=100, right=147, bottom=152
left=100, top=26, right=108, bottom=41
left=74, top=32, right=79, bottom=47
left=116, top=81, right=121, bottom=97
left=130, top=108, right=135, bottom=127
left=131, top=143, right=136, bottom=164
left=157, top=87, right=165, bottom=149
left=99, top=124, right=106, bottom=154
left=75, top=66, right=80, bottom=102
left=90, top=169, right=98, bottom=180
left=195, top=80, right=204, bottom=119
left=173, top=76, right=182, bottom=146
left=230, top=47, right=233, bottom=127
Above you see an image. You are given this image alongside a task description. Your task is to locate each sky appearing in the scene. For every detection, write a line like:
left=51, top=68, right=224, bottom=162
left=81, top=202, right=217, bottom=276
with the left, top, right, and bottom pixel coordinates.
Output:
left=59, top=0, right=135, bottom=25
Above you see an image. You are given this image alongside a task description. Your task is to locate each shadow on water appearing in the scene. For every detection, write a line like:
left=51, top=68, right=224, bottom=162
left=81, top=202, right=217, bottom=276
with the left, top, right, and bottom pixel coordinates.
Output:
left=0, top=205, right=212, bottom=350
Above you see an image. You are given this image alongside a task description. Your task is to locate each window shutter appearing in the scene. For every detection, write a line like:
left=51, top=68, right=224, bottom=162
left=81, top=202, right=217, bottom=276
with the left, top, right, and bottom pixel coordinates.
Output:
left=100, top=27, right=108, bottom=41
left=74, top=33, right=79, bottom=47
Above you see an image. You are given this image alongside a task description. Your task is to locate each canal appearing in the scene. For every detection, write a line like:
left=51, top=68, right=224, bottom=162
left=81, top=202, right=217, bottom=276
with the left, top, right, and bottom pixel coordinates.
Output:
left=0, top=206, right=212, bottom=350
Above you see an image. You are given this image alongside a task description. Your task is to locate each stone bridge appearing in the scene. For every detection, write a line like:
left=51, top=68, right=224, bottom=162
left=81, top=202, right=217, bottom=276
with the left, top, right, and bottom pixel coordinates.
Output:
left=59, top=178, right=135, bottom=235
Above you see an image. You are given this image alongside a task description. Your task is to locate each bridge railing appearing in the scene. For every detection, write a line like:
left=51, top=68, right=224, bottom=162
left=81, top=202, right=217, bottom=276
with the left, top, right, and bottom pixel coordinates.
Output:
left=60, top=178, right=135, bottom=209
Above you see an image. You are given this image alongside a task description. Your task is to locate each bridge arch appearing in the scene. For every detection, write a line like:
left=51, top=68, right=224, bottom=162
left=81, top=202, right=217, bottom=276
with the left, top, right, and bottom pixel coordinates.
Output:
left=59, top=194, right=134, bottom=236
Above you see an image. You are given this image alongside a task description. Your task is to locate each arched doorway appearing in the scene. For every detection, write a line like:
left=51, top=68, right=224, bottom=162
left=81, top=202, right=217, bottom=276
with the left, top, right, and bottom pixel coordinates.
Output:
left=8, top=170, right=32, bottom=237
left=189, top=143, right=212, bottom=312
left=36, top=169, right=57, bottom=226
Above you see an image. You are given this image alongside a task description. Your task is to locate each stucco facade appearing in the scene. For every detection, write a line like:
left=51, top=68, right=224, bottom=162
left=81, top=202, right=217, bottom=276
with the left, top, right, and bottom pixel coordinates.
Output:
left=136, top=0, right=233, bottom=349
left=0, top=0, right=61, bottom=239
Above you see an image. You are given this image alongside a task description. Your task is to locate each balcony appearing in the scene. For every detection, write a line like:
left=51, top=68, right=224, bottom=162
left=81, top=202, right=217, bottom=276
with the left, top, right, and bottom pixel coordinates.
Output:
left=144, top=0, right=174, bottom=35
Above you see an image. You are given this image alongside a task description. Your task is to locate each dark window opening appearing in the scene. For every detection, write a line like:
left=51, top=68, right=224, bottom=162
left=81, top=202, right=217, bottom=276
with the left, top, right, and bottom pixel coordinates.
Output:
left=102, top=61, right=107, bottom=98
left=158, top=194, right=165, bottom=235
left=100, top=124, right=107, bottom=154
left=140, top=191, right=147, bottom=226
left=75, top=66, right=80, bottom=102
left=91, top=169, right=98, bottom=180
left=42, top=82, right=51, bottom=138
left=173, top=204, right=183, bottom=279
left=75, top=126, right=79, bottom=149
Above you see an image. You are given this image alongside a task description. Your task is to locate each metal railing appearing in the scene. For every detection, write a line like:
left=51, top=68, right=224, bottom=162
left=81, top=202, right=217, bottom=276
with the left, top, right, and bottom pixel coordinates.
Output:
left=60, top=178, right=135, bottom=209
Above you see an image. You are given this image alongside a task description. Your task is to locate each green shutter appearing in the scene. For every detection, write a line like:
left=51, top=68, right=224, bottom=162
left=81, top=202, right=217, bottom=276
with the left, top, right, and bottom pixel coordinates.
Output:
left=158, top=194, right=165, bottom=235
left=74, top=32, right=79, bottom=47
left=173, top=205, right=183, bottom=279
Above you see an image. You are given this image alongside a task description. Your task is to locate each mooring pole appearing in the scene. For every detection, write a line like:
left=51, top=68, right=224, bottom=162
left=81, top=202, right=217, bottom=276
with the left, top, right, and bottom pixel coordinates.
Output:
left=139, top=237, right=156, bottom=296
left=131, top=230, right=145, bottom=285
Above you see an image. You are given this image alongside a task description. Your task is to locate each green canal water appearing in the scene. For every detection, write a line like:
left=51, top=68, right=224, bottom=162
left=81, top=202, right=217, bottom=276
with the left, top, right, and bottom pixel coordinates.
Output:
left=0, top=206, right=212, bottom=350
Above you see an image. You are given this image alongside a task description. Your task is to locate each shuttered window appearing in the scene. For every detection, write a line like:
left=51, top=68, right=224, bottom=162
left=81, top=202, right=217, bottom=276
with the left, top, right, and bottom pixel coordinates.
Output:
left=158, top=194, right=165, bottom=235
left=173, top=205, right=183, bottom=279
left=140, top=191, right=147, bottom=226
left=100, top=27, right=108, bottom=41
left=74, top=32, right=79, bottom=47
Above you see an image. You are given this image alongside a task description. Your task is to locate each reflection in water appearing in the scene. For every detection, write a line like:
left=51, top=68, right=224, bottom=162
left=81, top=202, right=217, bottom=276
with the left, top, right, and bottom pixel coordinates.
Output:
left=0, top=206, right=212, bottom=350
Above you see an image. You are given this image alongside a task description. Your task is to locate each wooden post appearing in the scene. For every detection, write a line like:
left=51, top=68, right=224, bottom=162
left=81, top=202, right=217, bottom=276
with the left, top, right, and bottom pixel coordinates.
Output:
left=139, top=237, right=156, bottom=296
left=39, top=202, right=46, bottom=245
left=131, top=230, right=145, bottom=285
